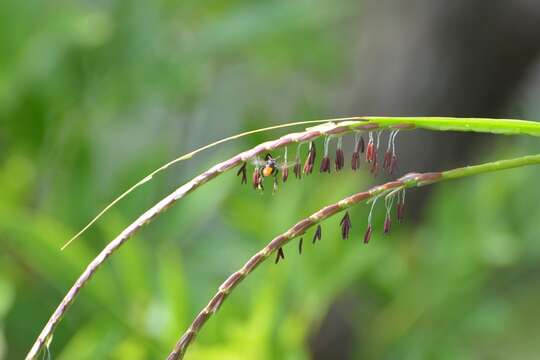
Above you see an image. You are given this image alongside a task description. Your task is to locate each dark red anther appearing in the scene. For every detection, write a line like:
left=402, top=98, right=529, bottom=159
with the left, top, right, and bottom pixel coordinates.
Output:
left=303, top=142, right=316, bottom=175
left=397, top=202, right=405, bottom=223
left=320, top=156, right=331, bottom=173
left=352, top=135, right=364, bottom=170
left=281, top=164, right=289, bottom=182
left=293, top=155, right=302, bottom=179
left=275, top=247, right=285, bottom=264
left=366, top=142, right=374, bottom=163
left=252, top=167, right=263, bottom=190
left=237, top=162, right=247, bottom=184
left=298, top=237, right=303, bottom=254
left=351, top=151, right=360, bottom=171
left=383, top=150, right=392, bottom=171
left=303, top=157, right=313, bottom=175
left=335, top=148, right=345, bottom=171
left=384, top=215, right=392, bottom=234
left=389, top=154, right=398, bottom=175
left=340, top=211, right=352, bottom=240
left=364, top=224, right=373, bottom=244
left=312, top=224, right=322, bottom=243
left=370, top=151, right=378, bottom=176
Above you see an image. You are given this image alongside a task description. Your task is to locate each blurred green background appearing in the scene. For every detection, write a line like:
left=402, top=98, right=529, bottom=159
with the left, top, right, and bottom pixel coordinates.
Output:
left=3, top=1, right=540, bottom=359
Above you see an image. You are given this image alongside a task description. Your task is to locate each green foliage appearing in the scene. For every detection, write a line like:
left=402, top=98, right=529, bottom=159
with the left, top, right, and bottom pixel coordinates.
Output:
left=2, top=0, right=540, bottom=359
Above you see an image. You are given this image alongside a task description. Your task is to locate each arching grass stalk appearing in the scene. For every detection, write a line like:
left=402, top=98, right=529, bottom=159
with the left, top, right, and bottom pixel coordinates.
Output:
left=28, top=117, right=540, bottom=359
left=60, top=117, right=363, bottom=250
left=368, top=117, right=540, bottom=136
left=166, top=153, right=540, bottom=360
left=26, top=119, right=375, bottom=360
left=61, top=117, right=540, bottom=250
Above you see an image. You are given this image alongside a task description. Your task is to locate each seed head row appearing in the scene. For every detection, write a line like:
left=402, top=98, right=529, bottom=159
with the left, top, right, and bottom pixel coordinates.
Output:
left=274, top=187, right=407, bottom=264
left=236, top=130, right=401, bottom=193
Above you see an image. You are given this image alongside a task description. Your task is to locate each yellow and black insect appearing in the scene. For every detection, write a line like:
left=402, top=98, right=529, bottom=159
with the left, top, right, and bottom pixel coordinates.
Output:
left=252, top=153, right=283, bottom=192
left=251, top=153, right=296, bottom=192
left=261, top=153, right=279, bottom=177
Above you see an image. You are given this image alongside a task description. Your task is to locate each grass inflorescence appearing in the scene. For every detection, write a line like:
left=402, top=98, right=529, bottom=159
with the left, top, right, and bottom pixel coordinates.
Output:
left=27, top=117, right=540, bottom=360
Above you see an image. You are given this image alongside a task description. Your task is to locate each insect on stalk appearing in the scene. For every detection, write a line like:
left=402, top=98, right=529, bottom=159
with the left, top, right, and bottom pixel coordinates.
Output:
left=28, top=117, right=540, bottom=360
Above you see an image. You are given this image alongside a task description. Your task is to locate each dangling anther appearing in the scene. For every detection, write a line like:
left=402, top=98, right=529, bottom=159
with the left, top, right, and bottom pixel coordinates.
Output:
left=340, top=211, right=352, bottom=240
left=364, top=196, right=379, bottom=243
left=252, top=165, right=263, bottom=191
left=273, top=176, right=279, bottom=194
left=312, top=224, right=322, bottom=243
left=389, top=130, right=399, bottom=175
left=366, top=132, right=374, bottom=163
left=320, top=137, right=331, bottom=173
left=275, top=247, right=285, bottom=264
left=383, top=191, right=396, bottom=234
left=396, top=188, right=406, bottom=223
left=370, top=132, right=381, bottom=176
left=303, top=141, right=317, bottom=175
left=383, top=131, right=394, bottom=172
left=370, top=157, right=379, bottom=176
left=282, top=147, right=289, bottom=182
left=294, top=143, right=302, bottom=179
left=364, top=224, right=372, bottom=244
left=384, top=215, right=391, bottom=234
left=237, top=162, right=247, bottom=184
left=335, top=137, right=345, bottom=171
left=352, top=133, right=362, bottom=171
left=298, top=237, right=303, bottom=254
